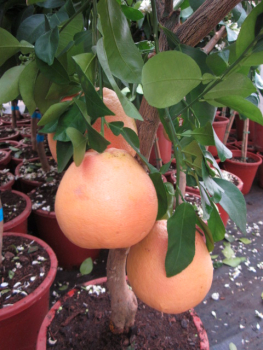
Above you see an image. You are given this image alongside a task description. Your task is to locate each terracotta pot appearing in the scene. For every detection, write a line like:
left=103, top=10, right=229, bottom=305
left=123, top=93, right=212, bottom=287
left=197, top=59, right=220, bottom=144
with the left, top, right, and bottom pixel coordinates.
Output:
left=226, top=144, right=239, bottom=151
left=32, top=209, right=100, bottom=269
left=150, top=123, right=172, bottom=165
left=2, top=190, right=32, bottom=233
left=36, top=277, right=209, bottom=350
left=208, top=116, right=229, bottom=157
left=15, top=160, right=44, bottom=194
left=0, top=113, right=31, bottom=125
left=0, top=126, right=20, bottom=141
left=0, top=140, right=19, bottom=152
left=0, top=171, right=15, bottom=190
left=254, top=123, right=263, bottom=152
left=223, top=150, right=262, bottom=195
left=0, top=232, right=57, bottom=350
left=234, top=140, right=256, bottom=153
left=235, top=116, right=255, bottom=141
left=256, top=152, right=263, bottom=189
left=0, top=150, right=12, bottom=170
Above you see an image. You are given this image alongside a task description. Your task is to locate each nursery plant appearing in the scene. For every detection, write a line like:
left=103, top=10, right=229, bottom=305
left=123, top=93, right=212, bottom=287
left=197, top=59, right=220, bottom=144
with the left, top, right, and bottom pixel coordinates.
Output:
left=1, top=0, right=263, bottom=343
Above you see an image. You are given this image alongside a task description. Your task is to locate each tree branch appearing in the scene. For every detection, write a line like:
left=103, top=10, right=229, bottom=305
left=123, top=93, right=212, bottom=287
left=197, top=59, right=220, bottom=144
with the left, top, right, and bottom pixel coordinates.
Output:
left=202, top=26, right=227, bottom=54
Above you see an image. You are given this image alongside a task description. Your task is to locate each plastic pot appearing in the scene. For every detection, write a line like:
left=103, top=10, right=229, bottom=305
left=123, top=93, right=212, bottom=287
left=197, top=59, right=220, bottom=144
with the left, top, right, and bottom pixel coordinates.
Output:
left=208, top=116, right=229, bottom=157
left=0, top=232, right=57, bottom=350
left=15, top=160, right=44, bottom=194
left=0, top=172, right=15, bottom=190
left=234, top=140, right=256, bottom=153
left=0, top=150, right=12, bottom=170
left=2, top=190, right=32, bottom=233
left=150, top=123, right=172, bottom=165
left=36, top=277, right=209, bottom=350
left=254, top=123, right=263, bottom=152
left=223, top=150, right=262, bottom=195
left=32, top=209, right=100, bottom=269
left=256, top=152, right=263, bottom=189
left=0, top=126, right=20, bottom=141
left=235, top=117, right=255, bottom=142
left=0, top=140, right=20, bottom=152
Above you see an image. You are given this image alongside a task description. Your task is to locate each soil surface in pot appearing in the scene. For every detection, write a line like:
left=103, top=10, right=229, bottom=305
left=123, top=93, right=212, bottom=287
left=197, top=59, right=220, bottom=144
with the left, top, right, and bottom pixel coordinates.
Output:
left=47, top=283, right=201, bottom=350
left=17, top=159, right=58, bottom=183
left=0, top=128, right=17, bottom=139
left=11, top=144, right=39, bottom=160
left=0, top=235, right=50, bottom=308
left=231, top=156, right=257, bottom=164
left=1, top=190, right=27, bottom=222
left=0, top=170, right=14, bottom=187
left=1, top=113, right=31, bottom=124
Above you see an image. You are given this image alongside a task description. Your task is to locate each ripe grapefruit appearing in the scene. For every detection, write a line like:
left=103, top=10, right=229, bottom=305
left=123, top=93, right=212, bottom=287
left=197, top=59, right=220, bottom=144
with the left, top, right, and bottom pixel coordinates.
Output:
left=127, top=220, right=213, bottom=314
left=47, top=132, right=57, bottom=162
left=55, top=148, right=158, bottom=249
left=92, top=88, right=137, bottom=156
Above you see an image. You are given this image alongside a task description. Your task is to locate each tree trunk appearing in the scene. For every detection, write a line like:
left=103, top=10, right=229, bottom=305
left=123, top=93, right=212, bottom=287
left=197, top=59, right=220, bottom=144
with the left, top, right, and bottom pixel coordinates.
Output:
left=0, top=197, right=3, bottom=265
left=107, top=0, right=243, bottom=334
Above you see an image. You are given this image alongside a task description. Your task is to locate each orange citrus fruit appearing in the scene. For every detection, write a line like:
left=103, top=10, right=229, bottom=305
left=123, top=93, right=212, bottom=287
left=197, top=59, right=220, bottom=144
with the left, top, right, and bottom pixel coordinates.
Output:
left=55, top=148, right=158, bottom=249
left=127, top=220, right=213, bottom=314
left=92, top=88, right=137, bottom=156
left=47, top=132, right=57, bottom=162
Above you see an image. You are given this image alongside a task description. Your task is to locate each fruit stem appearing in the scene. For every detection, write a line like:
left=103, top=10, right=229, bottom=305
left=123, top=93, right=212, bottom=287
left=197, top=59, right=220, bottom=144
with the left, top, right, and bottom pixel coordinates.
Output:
left=107, top=248, right=138, bottom=334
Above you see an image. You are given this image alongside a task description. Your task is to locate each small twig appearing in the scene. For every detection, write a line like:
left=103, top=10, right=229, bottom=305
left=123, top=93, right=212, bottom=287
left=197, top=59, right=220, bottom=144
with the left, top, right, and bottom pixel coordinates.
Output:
left=223, top=110, right=236, bottom=145
left=241, top=119, right=249, bottom=162
left=202, top=26, right=226, bottom=55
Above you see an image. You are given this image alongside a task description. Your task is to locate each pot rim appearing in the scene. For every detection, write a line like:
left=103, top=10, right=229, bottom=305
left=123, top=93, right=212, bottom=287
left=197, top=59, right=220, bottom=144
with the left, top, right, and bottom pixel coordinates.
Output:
left=0, top=172, right=15, bottom=191
left=225, top=150, right=262, bottom=166
left=37, top=276, right=209, bottom=350
left=2, top=190, right=32, bottom=230
left=0, top=232, right=58, bottom=320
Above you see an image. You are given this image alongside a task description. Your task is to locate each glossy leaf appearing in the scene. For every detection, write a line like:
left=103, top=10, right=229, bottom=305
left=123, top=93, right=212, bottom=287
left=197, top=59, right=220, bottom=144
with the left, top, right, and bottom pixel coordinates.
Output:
left=45, top=83, right=80, bottom=100
left=206, top=51, right=229, bottom=76
left=108, top=121, right=124, bottom=136
left=195, top=216, right=214, bottom=252
left=36, top=57, right=70, bottom=85
left=72, top=53, right=95, bottom=82
left=49, top=10, right=69, bottom=29
left=66, top=127, right=86, bottom=166
left=38, top=101, right=72, bottom=126
left=165, top=203, right=196, bottom=277
left=214, top=96, right=263, bottom=125
left=17, top=14, right=46, bottom=44
left=19, top=61, right=38, bottom=114
left=37, top=0, right=65, bottom=8
left=142, top=51, right=202, bottom=108
left=207, top=203, right=225, bottom=242
left=161, top=182, right=175, bottom=220
left=74, top=63, right=114, bottom=121
left=177, top=45, right=211, bottom=75
left=135, top=40, right=155, bottom=53
left=40, top=119, right=58, bottom=134
left=87, top=124, right=110, bottom=153
left=201, top=161, right=223, bottom=202
left=57, top=141, right=73, bottom=173
left=96, top=38, right=143, bottom=120
left=97, top=0, right=144, bottom=83
left=74, top=98, right=90, bottom=124
left=213, top=131, right=232, bottom=162
left=80, top=258, right=93, bottom=275
left=204, top=74, right=256, bottom=100
left=214, top=178, right=246, bottom=234
left=121, top=5, right=144, bottom=21
left=223, top=257, right=246, bottom=268
left=236, top=1, right=263, bottom=58
left=161, top=26, right=180, bottom=49
left=189, top=0, right=205, bottom=11
left=0, top=29, right=20, bottom=66
left=0, top=66, right=25, bottom=104
left=182, top=123, right=214, bottom=146
left=35, top=26, right=59, bottom=65
left=240, top=50, right=263, bottom=66
left=149, top=172, right=168, bottom=220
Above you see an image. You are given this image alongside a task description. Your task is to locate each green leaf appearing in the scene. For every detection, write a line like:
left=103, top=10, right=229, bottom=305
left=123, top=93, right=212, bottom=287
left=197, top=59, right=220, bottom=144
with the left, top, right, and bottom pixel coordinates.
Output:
left=223, top=257, right=246, bottom=268
left=80, top=258, right=93, bottom=275
left=182, top=123, right=215, bottom=146
left=36, top=57, right=70, bottom=85
left=213, top=96, right=263, bottom=125
left=97, top=0, right=144, bottom=83
left=34, top=73, right=60, bottom=114
left=54, top=104, right=87, bottom=142
left=222, top=243, right=235, bottom=259
left=66, top=127, right=86, bottom=166
left=214, top=178, right=246, bottom=234
left=17, top=14, right=45, bottom=44
left=96, top=38, right=143, bottom=121
left=204, top=74, right=256, bottom=100
left=135, top=40, right=155, bottom=54
left=74, top=63, right=114, bottom=122
left=120, top=127, right=140, bottom=149
left=57, top=141, right=73, bottom=172
left=195, top=216, right=214, bottom=251
left=0, top=28, right=20, bottom=66
left=207, top=203, right=225, bottom=242
left=213, top=131, right=232, bottom=162
left=72, top=53, right=95, bottom=82
left=229, top=343, right=237, bottom=350
left=87, top=124, right=110, bottom=153
left=236, top=1, right=263, bottom=59
left=142, top=51, right=202, bottom=108
left=201, top=161, right=223, bottom=202
left=239, top=238, right=251, bottom=244
left=206, top=51, right=229, bottom=76
left=108, top=121, right=124, bottom=136
left=58, top=285, right=69, bottom=291
left=35, top=26, right=59, bottom=65
left=74, top=98, right=90, bottom=124
left=121, top=5, right=144, bottom=21
left=19, top=60, right=38, bottom=114
left=38, top=100, right=72, bottom=126
left=37, top=0, right=65, bottom=8
left=165, top=203, right=196, bottom=277
left=0, top=65, right=25, bottom=104
left=160, top=25, right=180, bottom=49
left=189, top=0, right=205, bottom=11
left=149, top=172, right=168, bottom=220
left=161, top=182, right=175, bottom=220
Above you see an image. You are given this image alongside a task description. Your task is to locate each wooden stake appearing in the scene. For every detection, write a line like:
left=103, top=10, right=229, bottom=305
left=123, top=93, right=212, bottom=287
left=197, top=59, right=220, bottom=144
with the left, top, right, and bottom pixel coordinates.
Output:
left=223, top=110, right=236, bottom=145
left=241, top=119, right=249, bottom=163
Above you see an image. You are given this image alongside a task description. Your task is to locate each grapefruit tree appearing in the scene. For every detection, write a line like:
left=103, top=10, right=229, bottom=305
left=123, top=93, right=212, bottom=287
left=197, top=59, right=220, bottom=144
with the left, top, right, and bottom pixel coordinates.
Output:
left=1, top=0, right=263, bottom=336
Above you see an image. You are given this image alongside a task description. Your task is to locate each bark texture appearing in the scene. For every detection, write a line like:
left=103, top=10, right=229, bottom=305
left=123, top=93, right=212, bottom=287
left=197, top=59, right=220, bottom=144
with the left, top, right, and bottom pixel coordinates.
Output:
left=107, top=248, right=138, bottom=333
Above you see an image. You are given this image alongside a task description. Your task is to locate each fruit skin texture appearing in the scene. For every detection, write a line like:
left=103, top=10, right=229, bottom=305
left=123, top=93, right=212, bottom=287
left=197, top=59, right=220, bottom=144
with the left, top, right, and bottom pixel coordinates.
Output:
left=55, top=148, right=158, bottom=249
left=47, top=132, right=57, bottom=162
left=92, top=88, right=137, bottom=157
left=127, top=220, right=213, bottom=314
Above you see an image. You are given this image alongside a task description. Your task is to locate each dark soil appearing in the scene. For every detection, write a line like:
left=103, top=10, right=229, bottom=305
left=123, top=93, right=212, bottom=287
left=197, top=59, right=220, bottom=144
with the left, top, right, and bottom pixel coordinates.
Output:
left=0, top=171, right=14, bottom=187
left=0, top=235, right=50, bottom=308
left=47, top=283, right=201, bottom=350
left=17, top=158, right=58, bottom=183
left=232, top=156, right=257, bottom=164
left=0, top=127, right=17, bottom=139
left=1, top=190, right=27, bottom=222
left=11, top=144, right=39, bottom=160
left=0, top=140, right=19, bottom=151
left=0, top=151, right=6, bottom=160
left=1, top=113, right=31, bottom=124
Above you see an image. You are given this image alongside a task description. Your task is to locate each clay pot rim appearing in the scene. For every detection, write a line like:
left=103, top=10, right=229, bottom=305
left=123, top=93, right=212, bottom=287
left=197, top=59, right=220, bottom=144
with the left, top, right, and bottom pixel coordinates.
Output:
left=0, top=127, right=20, bottom=141
left=0, top=231, right=58, bottom=321
left=36, top=277, right=209, bottom=350
left=213, top=116, right=229, bottom=124
left=2, top=190, right=32, bottom=231
left=15, top=159, right=49, bottom=188
left=0, top=171, right=15, bottom=191
left=225, top=150, right=262, bottom=167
